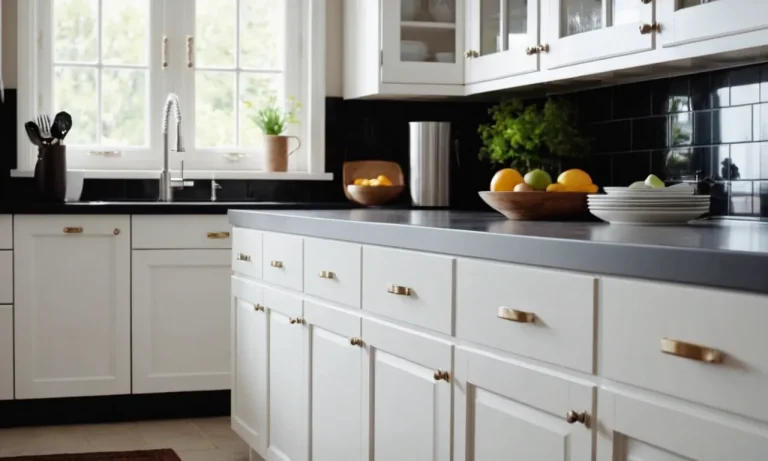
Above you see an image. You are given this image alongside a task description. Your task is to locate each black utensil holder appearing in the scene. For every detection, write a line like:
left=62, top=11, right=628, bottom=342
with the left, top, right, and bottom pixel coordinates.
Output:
left=34, top=145, right=67, bottom=202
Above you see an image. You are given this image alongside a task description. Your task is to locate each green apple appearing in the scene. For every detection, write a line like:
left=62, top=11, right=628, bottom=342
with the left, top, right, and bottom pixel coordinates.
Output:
left=644, top=174, right=665, bottom=189
left=524, top=169, right=553, bottom=191
left=629, top=181, right=649, bottom=190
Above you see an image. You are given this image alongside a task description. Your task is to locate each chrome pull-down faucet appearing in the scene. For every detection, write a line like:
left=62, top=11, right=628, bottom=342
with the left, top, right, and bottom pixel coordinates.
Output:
left=159, top=93, right=193, bottom=201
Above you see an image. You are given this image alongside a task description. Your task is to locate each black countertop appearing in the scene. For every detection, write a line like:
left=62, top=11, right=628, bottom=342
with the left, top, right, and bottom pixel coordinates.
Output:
left=229, top=209, right=768, bottom=294
left=0, top=201, right=354, bottom=215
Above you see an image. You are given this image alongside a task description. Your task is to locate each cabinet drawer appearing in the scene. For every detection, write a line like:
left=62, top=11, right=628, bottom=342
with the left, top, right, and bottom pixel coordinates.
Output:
left=263, top=232, right=303, bottom=291
left=456, top=259, right=595, bottom=373
left=0, top=306, right=12, bottom=400
left=132, top=216, right=231, bottom=249
left=601, top=277, right=768, bottom=423
left=0, top=252, right=12, bottom=304
left=232, top=227, right=262, bottom=279
left=304, top=238, right=361, bottom=308
left=362, top=246, right=454, bottom=335
left=0, top=216, right=11, bottom=249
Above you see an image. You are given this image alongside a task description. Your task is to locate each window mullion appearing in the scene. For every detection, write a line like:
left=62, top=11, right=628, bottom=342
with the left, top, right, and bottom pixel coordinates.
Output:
left=235, top=0, right=241, bottom=145
left=96, top=0, right=103, bottom=145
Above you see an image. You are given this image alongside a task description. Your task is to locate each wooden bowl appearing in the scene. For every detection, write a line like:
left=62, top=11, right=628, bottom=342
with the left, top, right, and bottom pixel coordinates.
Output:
left=343, top=160, right=405, bottom=206
left=346, top=185, right=405, bottom=206
left=479, top=191, right=589, bottom=220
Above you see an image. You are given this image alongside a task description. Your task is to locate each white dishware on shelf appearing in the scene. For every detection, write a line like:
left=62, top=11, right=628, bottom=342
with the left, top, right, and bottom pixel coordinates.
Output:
left=435, top=52, right=455, bottom=62
left=402, top=0, right=421, bottom=20
left=402, top=40, right=429, bottom=54
left=429, top=0, right=454, bottom=22
left=588, top=208, right=709, bottom=225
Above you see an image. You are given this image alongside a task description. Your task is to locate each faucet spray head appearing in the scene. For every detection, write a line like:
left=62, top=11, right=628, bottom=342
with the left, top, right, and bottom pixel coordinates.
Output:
left=175, top=133, right=185, bottom=153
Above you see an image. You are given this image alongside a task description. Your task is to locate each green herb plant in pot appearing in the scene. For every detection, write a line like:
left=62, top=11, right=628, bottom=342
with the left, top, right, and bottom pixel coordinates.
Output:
left=247, top=96, right=301, bottom=172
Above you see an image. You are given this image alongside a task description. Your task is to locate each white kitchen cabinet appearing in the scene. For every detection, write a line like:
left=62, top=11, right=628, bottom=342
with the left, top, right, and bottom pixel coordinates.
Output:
left=541, top=0, right=653, bottom=69
left=0, top=251, right=11, bottom=304
left=304, top=301, right=363, bottom=461
left=231, top=277, right=269, bottom=458
left=0, top=216, right=11, bottom=249
left=362, top=318, right=452, bottom=461
left=465, top=0, right=540, bottom=84
left=597, top=387, right=768, bottom=461
left=0, top=306, right=12, bottom=400
left=266, top=287, right=309, bottom=461
left=343, top=0, right=465, bottom=98
left=132, top=249, right=231, bottom=394
left=454, top=347, right=594, bottom=461
left=14, top=215, right=130, bottom=399
left=658, top=0, right=768, bottom=48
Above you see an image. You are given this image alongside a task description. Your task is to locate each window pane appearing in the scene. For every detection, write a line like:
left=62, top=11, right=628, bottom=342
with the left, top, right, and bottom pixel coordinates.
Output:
left=240, top=0, right=284, bottom=69
left=679, top=0, right=718, bottom=9
left=102, top=0, right=149, bottom=65
left=102, top=69, right=147, bottom=146
left=196, top=0, right=236, bottom=68
left=479, top=0, right=500, bottom=56
left=562, top=0, right=603, bottom=37
left=54, top=67, right=98, bottom=145
left=196, top=72, right=236, bottom=147
left=240, top=73, right=280, bottom=147
left=54, top=0, right=98, bottom=63
left=507, top=0, right=527, bottom=36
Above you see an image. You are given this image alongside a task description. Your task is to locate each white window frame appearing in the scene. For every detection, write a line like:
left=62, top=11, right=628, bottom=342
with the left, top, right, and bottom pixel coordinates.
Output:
left=15, top=0, right=329, bottom=180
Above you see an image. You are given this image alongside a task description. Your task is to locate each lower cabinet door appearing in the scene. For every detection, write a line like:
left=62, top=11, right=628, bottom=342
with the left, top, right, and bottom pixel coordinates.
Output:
left=362, top=318, right=452, bottom=461
left=0, top=305, right=12, bottom=400
left=305, top=301, right=363, bottom=461
left=267, top=287, right=309, bottom=461
left=132, top=250, right=231, bottom=393
left=454, top=347, right=594, bottom=461
left=231, top=278, right=269, bottom=457
left=597, top=387, right=768, bottom=461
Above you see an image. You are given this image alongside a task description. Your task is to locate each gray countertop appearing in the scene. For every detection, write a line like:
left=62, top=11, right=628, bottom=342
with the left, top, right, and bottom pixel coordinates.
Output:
left=229, top=209, right=768, bottom=294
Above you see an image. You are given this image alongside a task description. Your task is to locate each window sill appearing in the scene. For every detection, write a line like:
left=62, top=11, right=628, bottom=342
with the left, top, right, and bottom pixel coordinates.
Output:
left=10, top=169, right=334, bottom=181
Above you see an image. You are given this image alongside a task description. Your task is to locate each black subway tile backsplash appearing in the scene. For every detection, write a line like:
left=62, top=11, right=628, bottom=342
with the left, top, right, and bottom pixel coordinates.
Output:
left=670, top=113, right=693, bottom=147
left=693, top=111, right=713, bottom=146
left=632, top=116, right=668, bottom=150
left=729, top=143, right=761, bottom=180
left=713, top=105, right=753, bottom=144
left=730, top=67, right=761, bottom=106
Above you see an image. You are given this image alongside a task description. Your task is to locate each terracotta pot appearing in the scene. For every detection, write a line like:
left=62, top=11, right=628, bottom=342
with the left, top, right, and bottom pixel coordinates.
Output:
left=264, top=135, right=301, bottom=172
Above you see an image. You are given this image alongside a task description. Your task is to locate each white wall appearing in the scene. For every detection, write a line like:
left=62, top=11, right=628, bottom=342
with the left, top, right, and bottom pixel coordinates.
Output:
left=1, top=0, right=343, bottom=95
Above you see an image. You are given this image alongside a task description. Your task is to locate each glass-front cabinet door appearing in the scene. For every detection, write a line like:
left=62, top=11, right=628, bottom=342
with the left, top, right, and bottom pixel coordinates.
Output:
left=541, top=0, right=652, bottom=69
left=465, top=0, right=539, bottom=85
left=381, top=0, right=465, bottom=85
left=658, top=0, right=768, bottom=48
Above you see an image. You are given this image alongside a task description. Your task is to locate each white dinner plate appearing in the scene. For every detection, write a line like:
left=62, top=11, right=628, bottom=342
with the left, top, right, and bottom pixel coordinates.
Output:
left=588, top=204, right=711, bottom=210
left=589, top=208, right=708, bottom=224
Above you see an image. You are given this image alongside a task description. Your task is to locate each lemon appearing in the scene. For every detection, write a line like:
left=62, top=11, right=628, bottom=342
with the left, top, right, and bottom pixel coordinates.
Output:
left=557, top=169, right=593, bottom=187
left=377, top=175, right=393, bottom=186
left=369, top=179, right=381, bottom=186
left=360, top=179, right=370, bottom=186
left=353, top=178, right=365, bottom=186
left=546, top=183, right=567, bottom=192
left=490, top=168, right=524, bottom=192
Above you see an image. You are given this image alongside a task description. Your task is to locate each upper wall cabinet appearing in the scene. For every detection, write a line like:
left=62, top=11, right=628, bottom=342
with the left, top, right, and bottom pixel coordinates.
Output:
left=465, top=0, right=540, bottom=85
left=658, top=0, right=768, bottom=48
left=344, top=0, right=465, bottom=98
left=541, top=0, right=653, bottom=69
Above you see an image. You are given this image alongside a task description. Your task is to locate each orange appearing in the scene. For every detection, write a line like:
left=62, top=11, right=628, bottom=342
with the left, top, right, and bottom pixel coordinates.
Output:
left=557, top=169, right=593, bottom=187
left=564, top=183, right=599, bottom=193
left=377, top=175, right=393, bottom=186
left=490, top=168, right=524, bottom=192
left=546, top=183, right=567, bottom=192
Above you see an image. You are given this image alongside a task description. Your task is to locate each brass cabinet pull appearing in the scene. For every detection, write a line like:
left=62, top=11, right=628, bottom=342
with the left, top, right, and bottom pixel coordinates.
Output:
left=350, top=337, right=363, bottom=347
left=319, top=271, right=335, bottom=280
left=207, top=232, right=230, bottom=239
left=186, top=35, right=195, bottom=68
left=566, top=410, right=588, bottom=425
left=271, top=260, right=284, bottom=269
left=387, top=284, right=412, bottom=296
left=464, top=50, right=473, bottom=58
left=253, top=304, right=265, bottom=312
left=525, top=46, right=538, bottom=55
left=497, top=307, right=536, bottom=323
left=63, top=227, right=83, bottom=234
left=162, top=35, right=169, bottom=68
left=289, top=317, right=304, bottom=325
left=660, top=338, right=723, bottom=363
left=433, top=370, right=450, bottom=382
left=639, top=23, right=661, bottom=34
left=237, top=253, right=251, bottom=262
left=536, top=44, right=550, bottom=53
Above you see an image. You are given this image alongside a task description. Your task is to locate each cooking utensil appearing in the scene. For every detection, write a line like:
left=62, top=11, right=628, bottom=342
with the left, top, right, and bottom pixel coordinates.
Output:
left=37, top=114, right=52, bottom=139
left=24, top=121, right=45, bottom=147
left=51, top=111, right=73, bottom=142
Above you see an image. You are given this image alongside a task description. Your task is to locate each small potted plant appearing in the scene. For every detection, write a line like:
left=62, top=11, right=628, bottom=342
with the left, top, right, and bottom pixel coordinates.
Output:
left=246, top=96, right=301, bottom=172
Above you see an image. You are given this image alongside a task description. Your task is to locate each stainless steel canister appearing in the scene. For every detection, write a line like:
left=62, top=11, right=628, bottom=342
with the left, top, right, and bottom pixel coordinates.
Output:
left=409, top=122, right=451, bottom=207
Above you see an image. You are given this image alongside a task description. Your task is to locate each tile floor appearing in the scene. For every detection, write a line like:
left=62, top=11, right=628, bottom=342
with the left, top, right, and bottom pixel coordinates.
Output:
left=0, top=417, right=249, bottom=461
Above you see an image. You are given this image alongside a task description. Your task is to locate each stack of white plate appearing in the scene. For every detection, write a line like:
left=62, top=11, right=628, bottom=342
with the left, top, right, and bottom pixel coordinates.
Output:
left=588, top=185, right=710, bottom=224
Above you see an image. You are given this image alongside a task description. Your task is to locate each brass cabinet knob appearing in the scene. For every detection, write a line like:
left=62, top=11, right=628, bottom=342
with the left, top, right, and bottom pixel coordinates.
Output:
left=464, top=50, right=473, bottom=58
left=433, top=370, right=450, bottom=382
left=253, top=304, right=265, bottom=312
left=536, top=44, right=550, bottom=53
left=566, top=410, right=587, bottom=425
left=63, top=227, right=83, bottom=234
left=525, top=46, right=538, bottom=55
left=497, top=307, right=536, bottom=323
left=639, top=23, right=661, bottom=34
left=237, top=253, right=251, bottom=262
left=640, top=0, right=651, bottom=3
left=319, top=271, right=335, bottom=279
left=270, top=260, right=284, bottom=269
left=289, top=317, right=304, bottom=325
left=473, top=50, right=480, bottom=58
left=207, top=231, right=230, bottom=239
left=350, top=337, right=363, bottom=347
left=660, top=338, right=723, bottom=363
left=113, top=228, right=121, bottom=235
left=387, top=284, right=412, bottom=296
